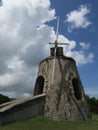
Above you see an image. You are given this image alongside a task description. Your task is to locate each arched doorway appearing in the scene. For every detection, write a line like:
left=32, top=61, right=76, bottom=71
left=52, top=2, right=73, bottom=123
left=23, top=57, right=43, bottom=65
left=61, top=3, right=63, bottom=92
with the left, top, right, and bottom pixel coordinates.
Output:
left=34, top=76, right=44, bottom=96
left=72, top=78, right=82, bottom=100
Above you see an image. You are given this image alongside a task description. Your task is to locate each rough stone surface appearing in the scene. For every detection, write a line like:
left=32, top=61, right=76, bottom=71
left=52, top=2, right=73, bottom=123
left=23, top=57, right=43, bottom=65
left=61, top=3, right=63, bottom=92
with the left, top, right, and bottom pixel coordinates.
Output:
left=0, top=94, right=46, bottom=125
left=0, top=47, right=91, bottom=124
left=34, top=47, right=91, bottom=121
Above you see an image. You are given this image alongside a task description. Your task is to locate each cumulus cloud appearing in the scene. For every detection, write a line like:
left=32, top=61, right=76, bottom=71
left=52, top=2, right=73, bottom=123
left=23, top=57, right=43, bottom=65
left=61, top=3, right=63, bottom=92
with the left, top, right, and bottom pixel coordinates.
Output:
left=57, top=35, right=94, bottom=65
left=0, top=0, right=94, bottom=98
left=0, top=0, right=55, bottom=98
left=65, top=5, right=91, bottom=32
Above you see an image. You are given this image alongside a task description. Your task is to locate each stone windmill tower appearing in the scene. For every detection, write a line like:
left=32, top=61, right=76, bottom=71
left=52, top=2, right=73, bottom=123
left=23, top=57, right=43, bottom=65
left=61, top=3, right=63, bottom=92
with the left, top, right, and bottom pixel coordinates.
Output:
left=34, top=18, right=91, bottom=121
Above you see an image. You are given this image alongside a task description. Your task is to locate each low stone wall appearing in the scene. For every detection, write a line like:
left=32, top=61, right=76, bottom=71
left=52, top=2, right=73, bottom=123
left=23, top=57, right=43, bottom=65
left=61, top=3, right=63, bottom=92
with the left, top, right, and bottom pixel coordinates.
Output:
left=0, top=94, right=46, bottom=125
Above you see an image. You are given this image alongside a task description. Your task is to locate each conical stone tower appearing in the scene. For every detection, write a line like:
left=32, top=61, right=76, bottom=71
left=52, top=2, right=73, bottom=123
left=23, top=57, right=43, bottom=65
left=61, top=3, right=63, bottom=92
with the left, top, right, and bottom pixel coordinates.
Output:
left=34, top=46, right=91, bottom=121
left=34, top=17, right=91, bottom=121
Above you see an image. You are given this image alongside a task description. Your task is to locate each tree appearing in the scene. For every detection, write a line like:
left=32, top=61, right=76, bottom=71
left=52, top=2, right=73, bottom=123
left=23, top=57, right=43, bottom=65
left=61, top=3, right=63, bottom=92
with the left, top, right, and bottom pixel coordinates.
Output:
left=0, top=94, right=11, bottom=104
left=86, top=95, right=98, bottom=114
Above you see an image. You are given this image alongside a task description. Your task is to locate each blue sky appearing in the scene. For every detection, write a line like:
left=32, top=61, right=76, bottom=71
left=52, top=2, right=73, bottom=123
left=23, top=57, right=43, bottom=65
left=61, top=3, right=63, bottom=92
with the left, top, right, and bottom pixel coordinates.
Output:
left=49, top=0, right=98, bottom=97
left=0, top=0, right=98, bottom=98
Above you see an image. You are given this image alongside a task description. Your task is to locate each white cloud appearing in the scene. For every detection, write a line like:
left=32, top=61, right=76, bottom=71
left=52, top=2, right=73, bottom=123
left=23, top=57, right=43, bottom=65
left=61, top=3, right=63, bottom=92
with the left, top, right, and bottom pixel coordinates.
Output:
left=85, top=87, right=98, bottom=97
left=66, top=51, right=94, bottom=65
left=79, top=42, right=90, bottom=50
left=65, top=5, right=91, bottom=32
left=0, top=0, right=94, bottom=98
left=0, top=73, right=22, bottom=87
left=0, top=0, right=55, bottom=98
left=56, top=35, right=94, bottom=65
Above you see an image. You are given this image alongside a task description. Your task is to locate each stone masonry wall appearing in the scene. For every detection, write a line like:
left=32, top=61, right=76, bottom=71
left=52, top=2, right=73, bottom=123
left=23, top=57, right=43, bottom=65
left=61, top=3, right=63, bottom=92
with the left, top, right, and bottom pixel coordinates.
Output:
left=0, top=94, right=46, bottom=125
left=36, top=57, right=91, bottom=121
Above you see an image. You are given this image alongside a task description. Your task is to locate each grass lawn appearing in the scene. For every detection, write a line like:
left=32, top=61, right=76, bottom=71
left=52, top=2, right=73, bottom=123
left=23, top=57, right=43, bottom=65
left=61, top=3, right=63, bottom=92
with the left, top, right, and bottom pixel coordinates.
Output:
left=0, top=114, right=98, bottom=130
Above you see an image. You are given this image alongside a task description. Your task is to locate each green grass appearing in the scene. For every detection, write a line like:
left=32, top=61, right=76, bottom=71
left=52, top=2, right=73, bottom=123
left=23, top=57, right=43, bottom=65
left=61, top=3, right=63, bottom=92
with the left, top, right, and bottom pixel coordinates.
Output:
left=0, top=115, right=98, bottom=130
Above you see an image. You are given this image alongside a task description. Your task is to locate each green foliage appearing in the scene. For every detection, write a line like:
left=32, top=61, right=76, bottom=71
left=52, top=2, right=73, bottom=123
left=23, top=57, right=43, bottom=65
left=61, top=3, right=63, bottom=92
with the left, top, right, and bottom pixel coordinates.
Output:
left=0, top=94, right=11, bottom=104
left=86, top=95, right=98, bottom=114
left=0, top=115, right=98, bottom=130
